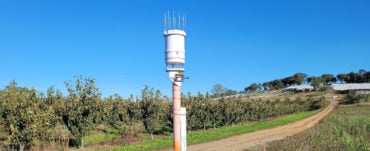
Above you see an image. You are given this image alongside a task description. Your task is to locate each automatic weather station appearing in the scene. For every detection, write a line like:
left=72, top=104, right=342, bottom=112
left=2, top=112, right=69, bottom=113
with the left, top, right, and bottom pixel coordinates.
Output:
left=164, top=11, right=188, bottom=151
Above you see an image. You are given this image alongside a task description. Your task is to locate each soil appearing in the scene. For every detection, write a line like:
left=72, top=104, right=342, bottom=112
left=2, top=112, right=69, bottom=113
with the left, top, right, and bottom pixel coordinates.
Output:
left=71, top=135, right=142, bottom=151
left=160, top=99, right=338, bottom=151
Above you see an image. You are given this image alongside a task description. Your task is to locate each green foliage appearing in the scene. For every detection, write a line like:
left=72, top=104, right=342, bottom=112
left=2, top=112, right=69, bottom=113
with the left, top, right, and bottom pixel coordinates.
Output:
left=321, top=73, right=337, bottom=84
left=126, top=98, right=142, bottom=136
left=292, top=73, right=308, bottom=85
left=337, top=69, right=370, bottom=83
left=245, top=83, right=261, bottom=93
left=337, top=73, right=350, bottom=84
left=341, top=91, right=366, bottom=104
left=260, top=73, right=307, bottom=90
left=254, top=69, right=369, bottom=92
left=140, top=86, right=168, bottom=139
left=63, top=76, right=101, bottom=148
left=0, top=81, right=56, bottom=150
left=307, top=76, right=324, bottom=91
left=308, top=96, right=326, bottom=111
left=103, top=95, right=130, bottom=142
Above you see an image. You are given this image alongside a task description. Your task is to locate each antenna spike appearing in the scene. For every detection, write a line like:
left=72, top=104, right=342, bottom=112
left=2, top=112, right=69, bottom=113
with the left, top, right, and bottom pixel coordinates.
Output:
left=178, top=12, right=181, bottom=29
left=173, top=10, right=175, bottom=29
left=182, top=15, right=185, bottom=30
left=172, top=10, right=175, bottom=29
left=168, top=10, right=171, bottom=29
left=164, top=13, right=166, bottom=31
left=184, top=15, right=186, bottom=30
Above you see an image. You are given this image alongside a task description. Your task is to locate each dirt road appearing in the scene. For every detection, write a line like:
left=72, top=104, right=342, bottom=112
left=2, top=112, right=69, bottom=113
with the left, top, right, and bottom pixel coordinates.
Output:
left=163, top=100, right=338, bottom=151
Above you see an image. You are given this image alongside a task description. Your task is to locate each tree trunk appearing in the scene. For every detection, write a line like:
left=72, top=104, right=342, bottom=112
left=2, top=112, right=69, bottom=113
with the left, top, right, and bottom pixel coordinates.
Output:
left=19, top=144, right=25, bottom=151
left=151, top=133, right=154, bottom=140
left=131, top=122, right=135, bottom=136
left=80, top=139, right=84, bottom=149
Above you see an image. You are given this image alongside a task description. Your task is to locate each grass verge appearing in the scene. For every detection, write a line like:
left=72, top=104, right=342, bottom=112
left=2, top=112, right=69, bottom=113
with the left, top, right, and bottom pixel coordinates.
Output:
left=84, top=133, right=117, bottom=145
left=255, top=104, right=370, bottom=151
left=107, top=110, right=318, bottom=151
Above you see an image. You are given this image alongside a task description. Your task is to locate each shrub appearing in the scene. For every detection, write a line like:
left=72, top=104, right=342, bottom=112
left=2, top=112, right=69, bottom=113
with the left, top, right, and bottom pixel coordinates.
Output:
left=341, top=91, right=365, bottom=104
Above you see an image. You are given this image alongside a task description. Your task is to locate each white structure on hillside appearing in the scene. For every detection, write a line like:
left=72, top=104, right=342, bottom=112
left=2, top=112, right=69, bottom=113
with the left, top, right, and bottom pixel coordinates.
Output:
left=286, top=85, right=314, bottom=91
left=331, top=83, right=370, bottom=91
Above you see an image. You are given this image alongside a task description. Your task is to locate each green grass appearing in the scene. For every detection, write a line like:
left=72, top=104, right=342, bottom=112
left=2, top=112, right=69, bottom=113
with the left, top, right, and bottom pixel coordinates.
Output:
left=106, top=110, right=318, bottom=151
left=84, top=133, right=117, bottom=144
left=257, top=104, right=370, bottom=151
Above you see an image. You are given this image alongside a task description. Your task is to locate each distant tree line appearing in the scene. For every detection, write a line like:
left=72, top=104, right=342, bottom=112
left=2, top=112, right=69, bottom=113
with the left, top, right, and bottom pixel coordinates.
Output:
left=244, top=69, right=370, bottom=93
left=0, top=76, right=326, bottom=150
left=336, top=69, right=370, bottom=83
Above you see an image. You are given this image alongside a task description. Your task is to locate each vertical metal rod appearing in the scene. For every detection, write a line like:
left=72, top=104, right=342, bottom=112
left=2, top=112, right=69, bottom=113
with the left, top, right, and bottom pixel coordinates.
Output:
left=173, top=82, right=181, bottom=151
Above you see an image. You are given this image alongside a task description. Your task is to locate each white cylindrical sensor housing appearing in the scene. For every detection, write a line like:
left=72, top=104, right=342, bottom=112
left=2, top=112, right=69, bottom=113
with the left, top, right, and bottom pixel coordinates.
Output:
left=164, top=29, right=186, bottom=66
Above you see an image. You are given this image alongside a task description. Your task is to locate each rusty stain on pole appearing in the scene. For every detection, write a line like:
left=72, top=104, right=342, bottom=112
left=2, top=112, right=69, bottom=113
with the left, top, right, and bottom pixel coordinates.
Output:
left=173, top=83, right=181, bottom=151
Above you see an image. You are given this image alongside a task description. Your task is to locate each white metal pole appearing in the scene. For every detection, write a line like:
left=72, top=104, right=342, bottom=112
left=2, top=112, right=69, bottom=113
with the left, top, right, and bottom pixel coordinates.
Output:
left=180, top=107, right=187, bottom=151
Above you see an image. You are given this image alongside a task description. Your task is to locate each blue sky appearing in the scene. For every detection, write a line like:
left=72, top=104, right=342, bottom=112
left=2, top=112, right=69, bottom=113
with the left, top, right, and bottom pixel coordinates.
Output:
left=1, top=0, right=369, bottom=98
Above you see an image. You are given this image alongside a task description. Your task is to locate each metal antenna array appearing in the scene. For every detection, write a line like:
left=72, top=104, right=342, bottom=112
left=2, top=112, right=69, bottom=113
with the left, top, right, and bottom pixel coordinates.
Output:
left=164, top=10, right=186, bottom=31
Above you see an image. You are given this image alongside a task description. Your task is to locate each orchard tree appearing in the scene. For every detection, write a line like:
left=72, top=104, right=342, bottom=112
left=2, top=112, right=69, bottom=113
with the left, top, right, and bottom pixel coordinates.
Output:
left=127, top=96, right=142, bottom=136
left=196, top=93, right=212, bottom=130
left=140, top=86, right=166, bottom=140
left=0, top=81, right=55, bottom=151
left=63, top=76, right=101, bottom=148
left=45, top=86, right=65, bottom=123
left=105, top=95, right=130, bottom=142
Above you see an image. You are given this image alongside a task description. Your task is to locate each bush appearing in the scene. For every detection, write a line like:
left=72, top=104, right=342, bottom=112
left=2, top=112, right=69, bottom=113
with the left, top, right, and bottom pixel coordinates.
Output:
left=341, top=91, right=365, bottom=104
